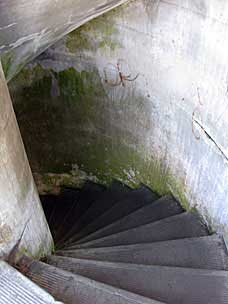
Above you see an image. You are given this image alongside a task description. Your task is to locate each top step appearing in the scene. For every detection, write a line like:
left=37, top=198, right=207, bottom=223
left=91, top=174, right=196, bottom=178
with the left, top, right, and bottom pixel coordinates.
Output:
left=0, top=261, right=60, bottom=304
left=18, top=256, right=165, bottom=304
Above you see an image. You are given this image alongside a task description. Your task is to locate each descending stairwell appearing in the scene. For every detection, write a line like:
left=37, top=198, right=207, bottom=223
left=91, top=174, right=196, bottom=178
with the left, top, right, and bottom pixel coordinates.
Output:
left=2, top=181, right=228, bottom=303
left=1, top=1, right=228, bottom=303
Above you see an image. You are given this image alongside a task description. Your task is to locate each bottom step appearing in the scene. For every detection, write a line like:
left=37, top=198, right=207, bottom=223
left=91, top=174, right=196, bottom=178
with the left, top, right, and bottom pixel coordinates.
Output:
left=18, top=256, right=163, bottom=304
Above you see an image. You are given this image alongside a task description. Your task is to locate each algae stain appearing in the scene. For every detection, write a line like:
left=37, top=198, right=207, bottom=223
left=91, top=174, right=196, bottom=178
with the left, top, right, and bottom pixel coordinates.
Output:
left=1, top=51, right=30, bottom=82
left=10, top=63, right=108, bottom=172
left=9, top=62, right=192, bottom=212
left=1, top=52, right=13, bottom=79
left=66, top=10, right=122, bottom=53
left=9, top=64, right=52, bottom=96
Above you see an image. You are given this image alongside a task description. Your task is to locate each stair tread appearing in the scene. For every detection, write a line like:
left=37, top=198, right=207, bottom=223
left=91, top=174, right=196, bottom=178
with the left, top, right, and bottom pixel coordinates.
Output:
left=67, top=186, right=158, bottom=244
left=56, top=235, right=228, bottom=270
left=40, top=188, right=81, bottom=236
left=65, top=212, right=209, bottom=249
left=54, top=182, right=105, bottom=242
left=73, top=195, right=184, bottom=245
left=18, top=257, right=164, bottom=304
left=0, top=261, right=59, bottom=304
left=108, top=179, right=133, bottom=192
left=45, top=257, right=228, bottom=304
left=59, top=181, right=131, bottom=247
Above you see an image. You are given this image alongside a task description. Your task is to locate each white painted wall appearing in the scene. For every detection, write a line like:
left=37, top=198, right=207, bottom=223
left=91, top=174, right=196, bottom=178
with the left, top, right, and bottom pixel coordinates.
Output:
left=0, top=62, right=53, bottom=259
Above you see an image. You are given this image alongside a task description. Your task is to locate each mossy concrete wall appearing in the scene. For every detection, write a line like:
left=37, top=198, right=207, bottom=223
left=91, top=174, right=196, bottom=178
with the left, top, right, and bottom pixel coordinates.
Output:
left=0, top=62, right=53, bottom=259
left=8, top=0, right=228, bottom=241
left=0, top=0, right=128, bottom=82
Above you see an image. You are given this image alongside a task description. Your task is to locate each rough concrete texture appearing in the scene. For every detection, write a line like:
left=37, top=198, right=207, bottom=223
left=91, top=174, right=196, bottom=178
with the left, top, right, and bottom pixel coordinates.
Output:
left=0, top=62, right=53, bottom=259
left=0, top=0, right=129, bottom=81
left=8, top=0, right=228, bottom=242
left=0, top=261, right=61, bottom=303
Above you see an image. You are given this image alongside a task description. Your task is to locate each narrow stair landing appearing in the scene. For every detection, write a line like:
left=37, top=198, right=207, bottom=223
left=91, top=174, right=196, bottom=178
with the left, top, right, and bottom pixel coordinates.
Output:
left=7, top=181, right=228, bottom=303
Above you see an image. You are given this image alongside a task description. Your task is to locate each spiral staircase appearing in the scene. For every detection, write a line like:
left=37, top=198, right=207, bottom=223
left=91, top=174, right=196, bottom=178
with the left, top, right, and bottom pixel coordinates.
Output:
left=1, top=180, right=228, bottom=303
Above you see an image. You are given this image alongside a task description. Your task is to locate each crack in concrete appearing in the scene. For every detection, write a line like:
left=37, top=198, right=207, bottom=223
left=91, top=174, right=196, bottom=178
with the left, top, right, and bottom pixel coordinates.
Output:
left=193, top=118, right=228, bottom=162
left=7, top=219, right=30, bottom=265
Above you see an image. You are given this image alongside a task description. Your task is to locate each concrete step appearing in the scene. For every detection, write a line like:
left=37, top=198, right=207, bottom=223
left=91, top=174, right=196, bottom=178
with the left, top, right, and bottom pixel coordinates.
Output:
left=0, top=261, right=60, bottom=304
left=40, top=188, right=81, bottom=239
left=74, top=196, right=184, bottom=245
left=57, top=235, right=228, bottom=270
left=58, top=180, right=132, bottom=247
left=18, top=257, right=164, bottom=304
left=66, top=186, right=158, bottom=245
left=52, top=182, right=105, bottom=242
left=45, top=257, right=228, bottom=304
left=109, top=180, right=133, bottom=192
left=65, top=212, right=209, bottom=249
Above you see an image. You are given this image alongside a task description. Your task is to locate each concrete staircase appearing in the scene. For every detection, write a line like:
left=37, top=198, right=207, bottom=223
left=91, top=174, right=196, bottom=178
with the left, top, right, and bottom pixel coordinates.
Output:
left=2, top=181, right=228, bottom=303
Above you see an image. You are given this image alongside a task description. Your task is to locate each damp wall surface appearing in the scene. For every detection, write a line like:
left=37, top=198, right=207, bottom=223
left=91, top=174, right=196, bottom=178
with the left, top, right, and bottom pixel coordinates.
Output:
left=0, top=62, right=53, bottom=259
left=0, top=0, right=128, bottom=81
left=8, top=0, right=228, bottom=241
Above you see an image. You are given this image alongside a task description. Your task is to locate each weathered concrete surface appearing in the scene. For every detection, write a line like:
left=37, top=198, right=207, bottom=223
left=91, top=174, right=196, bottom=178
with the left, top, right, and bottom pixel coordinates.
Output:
left=0, top=0, right=128, bottom=81
left=0, top=261, right=61, bottom=303
left=0, top=62, right=53, bottom=258
left=9, top=0, right=228, bottom=243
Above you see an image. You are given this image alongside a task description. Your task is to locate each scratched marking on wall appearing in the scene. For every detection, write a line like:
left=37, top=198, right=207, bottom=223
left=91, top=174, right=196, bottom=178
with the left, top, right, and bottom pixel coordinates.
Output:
left=0, top=224, right=12, bottom=243
left=192, top=87, right=204, bottom=140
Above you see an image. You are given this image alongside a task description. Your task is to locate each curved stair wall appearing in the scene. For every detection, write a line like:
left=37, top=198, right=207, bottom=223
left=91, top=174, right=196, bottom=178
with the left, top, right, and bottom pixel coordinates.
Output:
left=0, top=63, right=53, bottom=259
left=7, top=0, right=228, bottom=242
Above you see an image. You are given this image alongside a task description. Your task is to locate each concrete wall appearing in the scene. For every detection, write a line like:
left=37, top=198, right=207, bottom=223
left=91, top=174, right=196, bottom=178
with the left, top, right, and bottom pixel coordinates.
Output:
left=0, top=62, right=53, bottom=259
left=0, top=0, right=128, bottom=81
left=8, top=0, right=228, bottom=242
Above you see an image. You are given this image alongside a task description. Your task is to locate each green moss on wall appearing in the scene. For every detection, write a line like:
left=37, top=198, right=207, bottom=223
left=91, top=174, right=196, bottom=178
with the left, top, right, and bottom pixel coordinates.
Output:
left=57, top=68, right=106, bottom=103
left=9, top=64, right=50, bottom=91
left=1, top=52, right=13, bottom=79
left=1, top=52, right=28, bottom=82
left=66, top=9, right=122, bottom=53
left=9, top=60, right=192, bottom=210
left=9, top=64, right=107, bottom=172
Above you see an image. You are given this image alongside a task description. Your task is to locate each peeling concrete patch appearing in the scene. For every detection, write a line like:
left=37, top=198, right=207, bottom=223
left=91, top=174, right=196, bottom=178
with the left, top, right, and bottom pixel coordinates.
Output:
left=0, top=224, right=12, bottom=244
